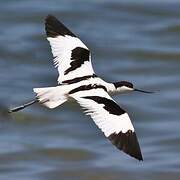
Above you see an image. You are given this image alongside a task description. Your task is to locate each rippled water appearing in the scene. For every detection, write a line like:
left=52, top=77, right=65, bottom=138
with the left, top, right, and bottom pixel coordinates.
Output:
left=1, top=0, right=180, bottom=179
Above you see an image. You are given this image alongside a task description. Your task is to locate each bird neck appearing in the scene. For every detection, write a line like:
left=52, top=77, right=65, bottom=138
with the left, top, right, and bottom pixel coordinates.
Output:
left=107, top=82, right=133, bottom=95
left=106, top=83, right=117, bottom=95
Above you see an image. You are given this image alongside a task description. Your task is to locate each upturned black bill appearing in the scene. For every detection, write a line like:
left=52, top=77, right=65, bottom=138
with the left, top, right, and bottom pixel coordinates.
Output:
left=134, top=89, right=154, bottom=94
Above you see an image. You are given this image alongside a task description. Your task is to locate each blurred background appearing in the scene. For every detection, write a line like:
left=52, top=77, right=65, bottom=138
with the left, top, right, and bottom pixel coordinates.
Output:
left=0, top=0, right=180, bottom=179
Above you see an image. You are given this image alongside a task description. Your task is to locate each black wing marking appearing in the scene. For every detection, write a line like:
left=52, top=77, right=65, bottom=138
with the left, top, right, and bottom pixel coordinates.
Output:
left=45, top=15, right=76, bottom=37
left=108, top=131, right=143, bottom=161
left=83, top=96, right=125, bottom=115
left=64, top=47, right=90, bottom=75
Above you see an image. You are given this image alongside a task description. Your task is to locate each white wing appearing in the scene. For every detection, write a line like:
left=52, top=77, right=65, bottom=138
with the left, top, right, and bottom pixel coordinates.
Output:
left=45, top=15, right=95, bottom=84
left=70, top=88, right=143, bottom=161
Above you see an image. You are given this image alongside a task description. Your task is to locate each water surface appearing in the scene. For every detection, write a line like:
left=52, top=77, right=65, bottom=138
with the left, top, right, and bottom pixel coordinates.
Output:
left=1, top=1, right=180, bottom=180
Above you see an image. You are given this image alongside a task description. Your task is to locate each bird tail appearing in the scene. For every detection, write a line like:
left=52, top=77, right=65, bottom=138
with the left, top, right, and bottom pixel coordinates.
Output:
left=9, top=86, right=67, bottom=113
left=33, top=86, right=67, bottom=109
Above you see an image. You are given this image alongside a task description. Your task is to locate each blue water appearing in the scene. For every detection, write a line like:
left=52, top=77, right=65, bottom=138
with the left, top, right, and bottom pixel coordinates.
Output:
left=1, top=0, right=180, bottom=179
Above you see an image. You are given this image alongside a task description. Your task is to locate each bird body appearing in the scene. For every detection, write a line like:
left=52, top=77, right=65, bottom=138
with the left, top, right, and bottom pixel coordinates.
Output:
left=33, top=75, right=135, bottom=109
left=10, top=15, right=153, bottom=161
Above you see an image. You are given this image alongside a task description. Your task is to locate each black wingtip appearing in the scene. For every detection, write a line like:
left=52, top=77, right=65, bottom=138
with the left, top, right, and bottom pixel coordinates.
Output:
left=45, top=14, right=76, bottom=38
left=108, top=130, right=143, bottom=161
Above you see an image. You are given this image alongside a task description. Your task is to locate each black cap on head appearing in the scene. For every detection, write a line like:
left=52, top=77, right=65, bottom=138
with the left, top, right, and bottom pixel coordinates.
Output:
left=114, top=81, right=133, bottom=89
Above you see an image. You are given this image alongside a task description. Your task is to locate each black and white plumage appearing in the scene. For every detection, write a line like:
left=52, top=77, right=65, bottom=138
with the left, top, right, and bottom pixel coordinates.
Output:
left=45, top=15, right=94, bottom=84
left=10, top=15, right=153, bottom=161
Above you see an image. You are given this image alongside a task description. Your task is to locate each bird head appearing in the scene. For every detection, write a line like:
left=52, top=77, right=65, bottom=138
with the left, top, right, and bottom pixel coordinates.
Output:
left=113, top=81, right=153, bottom=94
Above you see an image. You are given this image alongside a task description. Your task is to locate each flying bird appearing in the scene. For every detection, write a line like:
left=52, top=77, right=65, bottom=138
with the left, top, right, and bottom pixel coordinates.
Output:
left=9, top=15, right=153, bottom=161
